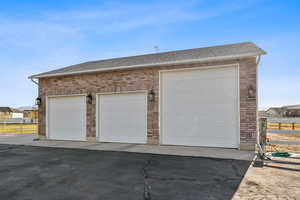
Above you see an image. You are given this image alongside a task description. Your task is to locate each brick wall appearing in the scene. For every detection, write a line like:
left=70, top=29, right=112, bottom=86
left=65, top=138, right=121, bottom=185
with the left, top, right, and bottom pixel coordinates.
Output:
left=239, top=58, right=258, bottom=150
left=38, top=57, right=258, bottom=150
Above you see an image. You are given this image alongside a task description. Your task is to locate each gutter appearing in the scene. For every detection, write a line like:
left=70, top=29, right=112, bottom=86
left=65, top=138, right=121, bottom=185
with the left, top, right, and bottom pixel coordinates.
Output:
left=29, top=52, right=265, bottom=79
left=30, top=78, right=38, bottom=85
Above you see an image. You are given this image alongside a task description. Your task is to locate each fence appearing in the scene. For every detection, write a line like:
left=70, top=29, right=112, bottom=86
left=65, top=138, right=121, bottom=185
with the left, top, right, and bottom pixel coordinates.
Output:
left=0, top=118, right=38, bottom=124
left=267, top=118, right=300, bottom=134
left=267, top=122, right=300, bottom=131
left=0, top=123, right=38, bottom=135
left=264, top=117, right=300, bottom=148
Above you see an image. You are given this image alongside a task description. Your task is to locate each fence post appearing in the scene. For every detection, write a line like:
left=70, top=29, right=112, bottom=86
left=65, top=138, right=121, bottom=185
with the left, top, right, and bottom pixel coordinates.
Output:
left=257, top=118, right=267, bottom=161
left=292, top=123, right=295, bottom=131
left=259, top=118, right=267, bottom=146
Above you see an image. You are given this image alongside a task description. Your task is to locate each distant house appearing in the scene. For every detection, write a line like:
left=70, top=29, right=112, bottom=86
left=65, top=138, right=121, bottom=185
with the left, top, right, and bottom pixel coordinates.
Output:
left=0, top=107, right=24, bottom=119
left=11, top=108, right=24, bottom=118
left=266, top=105, right=300, bottom=118
left=282, top=105, right=300, bottom=117
left=0, top=107, right=13, bottom=119
left=18, top=106, right=38, bottom=119
left=258, top=110, right=269, bottom=118
left=266, top=107, right=284, bottom=117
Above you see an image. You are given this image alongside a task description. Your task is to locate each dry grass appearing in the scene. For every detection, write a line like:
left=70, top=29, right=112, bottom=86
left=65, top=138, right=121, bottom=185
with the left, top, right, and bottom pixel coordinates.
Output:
left=267, top=133, right=300, bottom=141
left=265, top=144, right=300, bottom=154
left=236, top=132, right=300, bottom=199
left=266, top=133, right=300, bottom=153
left=233, top=156, right=300, bottom=200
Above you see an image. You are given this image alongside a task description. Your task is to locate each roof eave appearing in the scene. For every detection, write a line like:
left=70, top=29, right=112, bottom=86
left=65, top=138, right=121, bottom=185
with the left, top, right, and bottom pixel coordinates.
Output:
left=29, top=52, right=265, bottom=79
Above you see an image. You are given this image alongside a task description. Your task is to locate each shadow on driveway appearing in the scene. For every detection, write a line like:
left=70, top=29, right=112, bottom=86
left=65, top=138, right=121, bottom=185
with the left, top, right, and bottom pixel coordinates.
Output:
left=0, top=144, right=251, bottom=200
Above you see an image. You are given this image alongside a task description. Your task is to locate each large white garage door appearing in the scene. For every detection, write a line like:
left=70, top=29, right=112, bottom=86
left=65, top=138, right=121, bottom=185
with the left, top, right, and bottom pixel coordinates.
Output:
left=47, top=96, right=86, bottom=141
left=161, top=66, right=239, bottom=148
left=98, top=92, right=147, bottom=144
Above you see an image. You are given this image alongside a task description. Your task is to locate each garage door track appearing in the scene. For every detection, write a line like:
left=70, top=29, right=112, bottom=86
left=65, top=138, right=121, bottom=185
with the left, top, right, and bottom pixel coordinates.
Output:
left=0, top=144, right=251, bottom=200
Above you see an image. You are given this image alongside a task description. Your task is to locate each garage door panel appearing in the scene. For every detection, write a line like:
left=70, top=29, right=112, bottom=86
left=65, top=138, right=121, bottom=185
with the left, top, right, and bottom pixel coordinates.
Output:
left=48, top=96, right=86, bottom=141
left=161, top=66, right=239, bottom=148
left=165, top=136, right=237, bottom=148
left=98, top=93, right=147, bottom=144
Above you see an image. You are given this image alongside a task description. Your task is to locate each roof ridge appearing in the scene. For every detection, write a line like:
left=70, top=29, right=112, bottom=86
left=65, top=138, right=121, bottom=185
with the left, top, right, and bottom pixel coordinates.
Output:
left=30, top=41, right=266, bottom=79
left=65, top=42, right=255, bottom=65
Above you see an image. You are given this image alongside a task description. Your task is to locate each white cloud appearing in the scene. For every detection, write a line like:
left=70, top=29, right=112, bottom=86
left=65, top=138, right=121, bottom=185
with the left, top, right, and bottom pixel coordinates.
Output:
left=0, top=0, right=260, bottom=52
left=0, top=0, right=256, bottom=45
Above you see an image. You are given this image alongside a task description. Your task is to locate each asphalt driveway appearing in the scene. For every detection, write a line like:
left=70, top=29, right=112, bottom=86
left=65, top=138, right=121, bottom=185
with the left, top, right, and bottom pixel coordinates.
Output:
left=0, top=144, right=251, bottom=200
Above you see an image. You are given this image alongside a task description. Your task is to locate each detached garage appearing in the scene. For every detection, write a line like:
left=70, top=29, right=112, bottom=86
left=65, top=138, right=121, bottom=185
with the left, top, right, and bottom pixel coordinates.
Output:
left=30, top=42, right=266, bottom=150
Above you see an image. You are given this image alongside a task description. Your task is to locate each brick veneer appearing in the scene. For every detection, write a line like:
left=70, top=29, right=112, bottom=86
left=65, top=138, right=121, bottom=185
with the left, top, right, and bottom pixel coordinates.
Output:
left=38, top=57, right=258, bottom=150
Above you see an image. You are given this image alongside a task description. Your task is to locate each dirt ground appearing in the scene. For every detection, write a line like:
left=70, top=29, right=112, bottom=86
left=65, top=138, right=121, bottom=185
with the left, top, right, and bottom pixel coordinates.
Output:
left=266, top=133, right=300, bottom=153
left=233, top=156, right=300, bottom=200
left=266, top=144, right=300, bottom=153
left=267, top=133, right=300, bottom=142
left=236, top=133, right=300, bottom=199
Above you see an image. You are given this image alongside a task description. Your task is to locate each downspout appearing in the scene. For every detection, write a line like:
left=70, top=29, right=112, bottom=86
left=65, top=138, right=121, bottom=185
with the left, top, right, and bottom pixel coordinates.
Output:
left=256, top=55, right=261, bottom=65
left=256, top=55, right=260, bottom=147
left=255, top=55, right=266, bottom=159
left=30, top=77, right=40, bottom=141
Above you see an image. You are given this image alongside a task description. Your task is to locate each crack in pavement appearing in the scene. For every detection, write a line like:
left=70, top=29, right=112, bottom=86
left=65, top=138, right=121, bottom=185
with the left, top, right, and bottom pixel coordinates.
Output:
left=141, top=156, right=154, bottom=200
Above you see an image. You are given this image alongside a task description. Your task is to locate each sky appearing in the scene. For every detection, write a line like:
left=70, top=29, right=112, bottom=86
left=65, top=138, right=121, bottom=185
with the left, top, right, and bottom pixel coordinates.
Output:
left=0, top=0, right=299, bottom=110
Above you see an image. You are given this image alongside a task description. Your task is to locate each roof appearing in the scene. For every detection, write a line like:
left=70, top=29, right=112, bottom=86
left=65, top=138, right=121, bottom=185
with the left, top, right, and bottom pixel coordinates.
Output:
left=18, top=106, right=37, bottom=111
left=30, top=42, right=266, bottom=79
left=11, top=108, right=23, bottom=113
left=283, top=105, right=300, bottom=110
left=266, top=107, right=282, bottom=112
left=267, top=105, right=300, bottom=112
left=0, top=107, right=12, bottom=112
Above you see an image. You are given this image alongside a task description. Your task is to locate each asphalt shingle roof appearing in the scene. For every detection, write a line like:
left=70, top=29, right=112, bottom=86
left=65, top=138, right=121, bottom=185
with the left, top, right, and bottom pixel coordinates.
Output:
left=30, top=42, right=266, bottom=79
left=0, top=107, right=12, bottom=113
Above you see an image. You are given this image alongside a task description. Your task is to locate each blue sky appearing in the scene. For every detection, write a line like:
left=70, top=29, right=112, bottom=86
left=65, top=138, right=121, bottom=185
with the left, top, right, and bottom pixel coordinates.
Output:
left=0, top=0, right=299, bottom=110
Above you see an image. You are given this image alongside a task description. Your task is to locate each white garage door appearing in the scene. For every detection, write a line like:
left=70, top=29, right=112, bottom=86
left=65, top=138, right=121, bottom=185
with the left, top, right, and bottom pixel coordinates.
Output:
left=47, top=96, right=86, bottom=141
left=161, top=66, right=239, bottom=148
left=97, top=92, right=147, bottom=144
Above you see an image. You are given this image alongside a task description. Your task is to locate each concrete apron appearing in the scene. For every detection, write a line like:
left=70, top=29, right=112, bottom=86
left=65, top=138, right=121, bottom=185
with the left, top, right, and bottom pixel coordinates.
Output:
left=0, top=134, right=255, bottom=161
